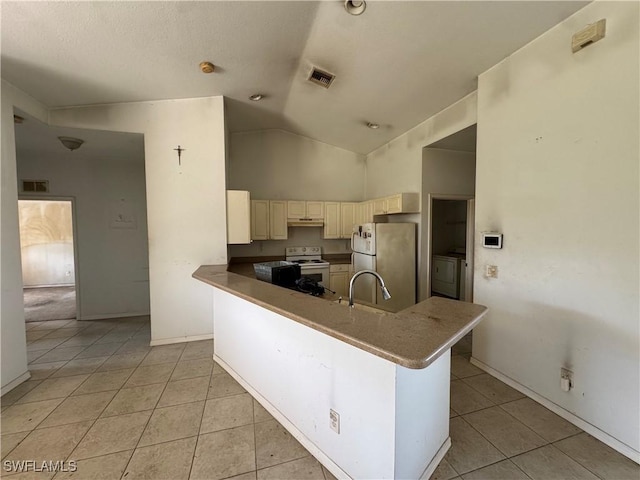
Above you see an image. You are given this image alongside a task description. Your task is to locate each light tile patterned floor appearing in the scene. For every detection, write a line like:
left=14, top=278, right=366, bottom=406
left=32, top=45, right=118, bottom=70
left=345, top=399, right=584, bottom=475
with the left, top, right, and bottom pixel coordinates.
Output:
left=1, top=319, right=638, bottom=480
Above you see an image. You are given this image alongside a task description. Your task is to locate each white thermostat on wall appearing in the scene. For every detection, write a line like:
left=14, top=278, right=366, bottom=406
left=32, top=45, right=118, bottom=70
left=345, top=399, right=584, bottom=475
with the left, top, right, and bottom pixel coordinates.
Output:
left=482, top=232, right=503, bottom=249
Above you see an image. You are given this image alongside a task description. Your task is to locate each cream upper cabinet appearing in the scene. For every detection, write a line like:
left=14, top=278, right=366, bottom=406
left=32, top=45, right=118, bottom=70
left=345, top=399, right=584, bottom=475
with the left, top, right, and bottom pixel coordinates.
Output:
left=366, top=201, right=375, bottom=223
left=386, top=193, right=420, bottom=214
left=287, top=201, right=306, bottom=219
left=355, top=201, right=370, bottom=225
left=251, top=200, right=269, bottom=241
left=287, top=201, right=324, bottom=220
left=269, top=201, right=288, bottom=240
left=373, top=198, right=388, bottom=216
left=306, top=201, right=324, bottom=219
left=370, top=193, right=420, bottom=215
left=227, top=191, right=251, bottom=244
left=323, top=202, right=340, bottom=239
left=340, top=202, right=356, bottom=239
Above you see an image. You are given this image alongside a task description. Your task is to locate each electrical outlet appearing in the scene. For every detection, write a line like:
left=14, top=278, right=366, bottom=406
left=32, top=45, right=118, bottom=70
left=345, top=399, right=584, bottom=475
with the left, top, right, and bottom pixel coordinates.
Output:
left=485, top=265, right=498, bottom=278
left=560, top=368, right=573, bottom=392
left=329, top=409, right=340, bottom=434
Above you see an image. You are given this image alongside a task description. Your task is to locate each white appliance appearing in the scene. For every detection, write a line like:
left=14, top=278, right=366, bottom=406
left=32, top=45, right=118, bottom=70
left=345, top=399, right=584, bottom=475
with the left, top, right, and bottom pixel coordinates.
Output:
left=351, top=223, right=416, bottom=311
left=285, top=246, right=330, bottom=286
left=431, top=254, right=465, bottom=299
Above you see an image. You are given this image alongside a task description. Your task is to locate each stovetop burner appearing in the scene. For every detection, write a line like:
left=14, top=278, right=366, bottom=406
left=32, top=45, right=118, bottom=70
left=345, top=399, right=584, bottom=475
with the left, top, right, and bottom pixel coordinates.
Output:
left=285, top=246, right=329, bottom=266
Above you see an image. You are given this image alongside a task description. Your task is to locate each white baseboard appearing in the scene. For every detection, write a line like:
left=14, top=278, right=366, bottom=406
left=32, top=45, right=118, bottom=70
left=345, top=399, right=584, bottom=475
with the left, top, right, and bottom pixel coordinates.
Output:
left=79, top=312, right=150, bottom=321
left=470, top=356, right=640, bottom=464
left=1, top=371, right=31, bottom=396
left=150, top=333, right=213, bottom=347
left=215, top=355, right=352, bottom=480
left=420, top=437, right=451, bottom=480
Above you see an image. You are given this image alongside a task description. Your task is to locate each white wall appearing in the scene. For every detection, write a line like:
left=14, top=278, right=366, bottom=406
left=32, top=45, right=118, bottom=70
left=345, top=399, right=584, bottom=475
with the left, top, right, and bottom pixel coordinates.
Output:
left=420, top=148, right=476, bottom=300
left=366, top=95, right=477, bottom=302
left=49, top=97, right=227, bottom=344
left=17, top=150, right=150, bottom=318
left=1, top=80, right=49, bottom=392
left=474, top=0, right=639, bottom=459
left=214, top=288, right=450, bottom=479
left=229, top=129, right=365, bottom=201
left=229, top=227, right=352, bottom=258
left=228, top=129, right=364, bottom=258
left=365, top=93, right=477, bottom=200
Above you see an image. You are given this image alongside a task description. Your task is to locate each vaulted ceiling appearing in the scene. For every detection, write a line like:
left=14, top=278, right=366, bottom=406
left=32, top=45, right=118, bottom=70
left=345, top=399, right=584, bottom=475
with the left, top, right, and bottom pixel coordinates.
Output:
left=2, top=1, right=588, bottom=154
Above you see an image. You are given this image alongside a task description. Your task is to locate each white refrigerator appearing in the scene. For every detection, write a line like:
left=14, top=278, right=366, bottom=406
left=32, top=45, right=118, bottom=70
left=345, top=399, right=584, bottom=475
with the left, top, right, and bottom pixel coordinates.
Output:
left=351, top=223, right=416, bottom=311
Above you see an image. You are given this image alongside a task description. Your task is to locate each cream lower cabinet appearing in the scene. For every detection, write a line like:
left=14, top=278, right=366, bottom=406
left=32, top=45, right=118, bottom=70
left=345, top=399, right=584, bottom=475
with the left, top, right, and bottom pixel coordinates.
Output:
left=330, top=264, right=351, bottom=297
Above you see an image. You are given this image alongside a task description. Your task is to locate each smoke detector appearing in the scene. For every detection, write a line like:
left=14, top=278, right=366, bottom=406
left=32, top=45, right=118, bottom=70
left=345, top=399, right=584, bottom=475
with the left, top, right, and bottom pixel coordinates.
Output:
left=308, top=67, right=336, bottom=89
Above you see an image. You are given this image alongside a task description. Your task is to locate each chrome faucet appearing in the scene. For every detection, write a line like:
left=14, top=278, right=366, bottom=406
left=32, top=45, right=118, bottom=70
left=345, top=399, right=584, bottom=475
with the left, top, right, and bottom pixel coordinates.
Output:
left=348, top=270, right=391, bottom=307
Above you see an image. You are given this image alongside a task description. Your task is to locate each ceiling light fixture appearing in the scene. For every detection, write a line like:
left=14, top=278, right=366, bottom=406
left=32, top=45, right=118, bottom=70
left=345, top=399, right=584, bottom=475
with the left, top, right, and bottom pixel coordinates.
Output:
left=58, top=136, right=85, bottom=151
left=249, top=94, right=264, bottom=101
left=344, top=0, right=366, bottom=16
left=199, top=61, right=215, bottom=74
left=367, top=122, right=380, bottom=129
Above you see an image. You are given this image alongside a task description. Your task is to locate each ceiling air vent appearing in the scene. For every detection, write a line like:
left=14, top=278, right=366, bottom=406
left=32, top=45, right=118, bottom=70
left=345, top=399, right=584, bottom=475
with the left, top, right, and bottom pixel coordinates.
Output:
left=22, top=180, right=49, bottom=193
left=308, top=67, right=335, bottom=89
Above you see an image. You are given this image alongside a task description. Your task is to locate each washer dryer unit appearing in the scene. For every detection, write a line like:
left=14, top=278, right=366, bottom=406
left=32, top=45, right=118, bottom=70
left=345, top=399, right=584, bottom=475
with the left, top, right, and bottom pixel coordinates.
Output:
left=431, top=254, right=464, bottom=299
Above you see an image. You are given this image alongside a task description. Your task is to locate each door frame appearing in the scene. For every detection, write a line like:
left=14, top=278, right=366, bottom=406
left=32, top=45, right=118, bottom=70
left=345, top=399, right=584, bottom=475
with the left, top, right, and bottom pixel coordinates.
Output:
left=426, top=193, right=475, bottom=302
left=17, top=195, right=81, bottom=320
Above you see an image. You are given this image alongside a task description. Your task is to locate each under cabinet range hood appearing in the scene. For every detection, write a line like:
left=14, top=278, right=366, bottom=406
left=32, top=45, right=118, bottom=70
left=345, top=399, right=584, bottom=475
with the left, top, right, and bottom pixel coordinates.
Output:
left=287, top=219, right=324, bottom=227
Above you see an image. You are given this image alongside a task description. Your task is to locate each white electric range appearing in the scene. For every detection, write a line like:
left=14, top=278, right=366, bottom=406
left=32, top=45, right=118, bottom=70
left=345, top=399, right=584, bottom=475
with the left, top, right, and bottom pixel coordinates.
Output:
left=285, top=246, right=330, bottom=286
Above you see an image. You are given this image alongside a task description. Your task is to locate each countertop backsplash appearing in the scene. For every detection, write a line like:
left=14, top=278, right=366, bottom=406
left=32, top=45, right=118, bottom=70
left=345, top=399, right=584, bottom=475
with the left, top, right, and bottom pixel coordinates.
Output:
left=228, top=227, right=352, bottom=258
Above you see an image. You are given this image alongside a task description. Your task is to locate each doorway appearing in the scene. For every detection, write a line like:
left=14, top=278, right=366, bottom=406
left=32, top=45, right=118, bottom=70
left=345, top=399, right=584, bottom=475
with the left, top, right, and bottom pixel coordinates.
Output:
left=18, top=198, right=79, bottom=322
left=422, top=124, right=477, bottom=302
left=428, top=196, right=475, bottom=302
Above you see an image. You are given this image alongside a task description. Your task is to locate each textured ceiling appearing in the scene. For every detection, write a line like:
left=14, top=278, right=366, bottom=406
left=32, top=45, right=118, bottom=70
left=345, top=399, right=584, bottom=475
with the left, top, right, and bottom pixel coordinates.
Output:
left=14, top=110, right=144, bottom=164
left=2, top=1, right=588, bottom=154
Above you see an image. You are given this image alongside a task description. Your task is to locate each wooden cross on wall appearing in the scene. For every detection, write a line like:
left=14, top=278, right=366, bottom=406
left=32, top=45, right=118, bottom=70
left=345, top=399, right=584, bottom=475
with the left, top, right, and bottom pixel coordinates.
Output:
left=174, top=145, right=185, bottom=165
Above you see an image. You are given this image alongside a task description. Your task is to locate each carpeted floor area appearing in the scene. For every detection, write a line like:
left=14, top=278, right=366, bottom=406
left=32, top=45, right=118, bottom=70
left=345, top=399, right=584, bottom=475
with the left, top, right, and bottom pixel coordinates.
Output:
left=24, top=286, right=76, bottom=322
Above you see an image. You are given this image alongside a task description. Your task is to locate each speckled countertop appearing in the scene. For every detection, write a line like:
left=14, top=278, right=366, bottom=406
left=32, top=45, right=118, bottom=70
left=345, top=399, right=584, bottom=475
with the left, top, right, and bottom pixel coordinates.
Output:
left=193, top=265, right=487, bottom=369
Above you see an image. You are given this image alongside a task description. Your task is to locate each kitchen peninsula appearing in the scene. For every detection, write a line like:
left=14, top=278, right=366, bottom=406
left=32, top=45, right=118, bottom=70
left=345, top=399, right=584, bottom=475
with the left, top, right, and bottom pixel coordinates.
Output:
left=193, top=265, right=487, bottom=479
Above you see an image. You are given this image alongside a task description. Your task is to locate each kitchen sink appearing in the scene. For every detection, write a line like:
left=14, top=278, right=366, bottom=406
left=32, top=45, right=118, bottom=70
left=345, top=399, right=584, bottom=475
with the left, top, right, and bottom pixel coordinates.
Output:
left=333, top=299, right=385, bottom=314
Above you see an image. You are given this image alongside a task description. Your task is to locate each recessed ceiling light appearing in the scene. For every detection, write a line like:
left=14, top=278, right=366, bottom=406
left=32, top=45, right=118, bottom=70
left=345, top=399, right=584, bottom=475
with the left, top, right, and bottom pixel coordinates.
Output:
left=249, top=94, right=264, bottom=101
left=344, top=0, right=366, bottom=15
left=199, top=61, right=215, bottom=74
left=367, top=122, right=380, bottom=129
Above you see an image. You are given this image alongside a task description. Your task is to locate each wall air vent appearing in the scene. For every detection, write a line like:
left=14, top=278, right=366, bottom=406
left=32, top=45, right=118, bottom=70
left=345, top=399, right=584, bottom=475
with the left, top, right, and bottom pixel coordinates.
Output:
left=308, top=67, right=336, bottom=89
left=21, top=180, right=49, bottom=193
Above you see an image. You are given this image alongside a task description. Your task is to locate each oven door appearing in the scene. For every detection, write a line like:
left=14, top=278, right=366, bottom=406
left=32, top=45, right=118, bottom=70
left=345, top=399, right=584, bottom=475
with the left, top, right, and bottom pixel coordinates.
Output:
left=300, top=266, right=329, bottom=286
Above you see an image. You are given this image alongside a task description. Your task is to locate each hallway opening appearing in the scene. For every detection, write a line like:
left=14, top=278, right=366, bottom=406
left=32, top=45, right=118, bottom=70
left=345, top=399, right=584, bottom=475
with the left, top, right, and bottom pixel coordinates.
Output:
left=18, top=199, right=78, bottom=322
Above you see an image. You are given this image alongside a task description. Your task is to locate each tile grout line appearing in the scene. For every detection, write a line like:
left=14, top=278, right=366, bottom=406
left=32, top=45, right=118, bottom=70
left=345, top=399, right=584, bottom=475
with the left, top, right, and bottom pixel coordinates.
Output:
left=548, top=434, right=609, bottom=480
left=188, top=354, right=217, bottom=480
left=118, top=345, right=185, bottom=479
left=35, top=337, right=151, bottom=469
left=458, top=408, right=550, bottom=461
left=2, top=321, right=149, bottom=473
